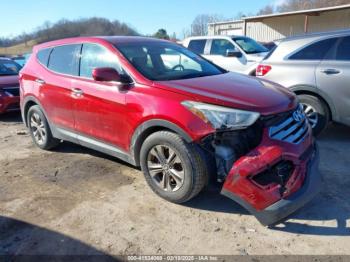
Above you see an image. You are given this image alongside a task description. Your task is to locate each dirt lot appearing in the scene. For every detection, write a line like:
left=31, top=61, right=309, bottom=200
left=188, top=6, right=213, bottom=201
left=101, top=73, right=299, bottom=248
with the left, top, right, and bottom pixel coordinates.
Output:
left=0, top=112, right=349, bottom=256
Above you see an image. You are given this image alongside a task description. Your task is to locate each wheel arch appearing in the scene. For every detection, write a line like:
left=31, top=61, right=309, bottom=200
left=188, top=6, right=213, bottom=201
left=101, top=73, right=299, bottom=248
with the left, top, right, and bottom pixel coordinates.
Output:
left=22, top=96, right=50, bottom=127
left=130, top=119, right=193, bottom=167
left=290, top=85, right=336, bottom=121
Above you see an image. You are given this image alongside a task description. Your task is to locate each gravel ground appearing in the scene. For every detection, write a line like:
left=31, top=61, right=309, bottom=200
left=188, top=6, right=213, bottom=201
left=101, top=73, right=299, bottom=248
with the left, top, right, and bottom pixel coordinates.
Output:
left=0, top=112, right=349, bottom=256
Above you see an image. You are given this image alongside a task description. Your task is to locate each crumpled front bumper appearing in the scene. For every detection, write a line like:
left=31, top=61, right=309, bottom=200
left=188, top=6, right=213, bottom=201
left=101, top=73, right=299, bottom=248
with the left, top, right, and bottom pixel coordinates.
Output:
left=221, top=143, right=321, bottom=226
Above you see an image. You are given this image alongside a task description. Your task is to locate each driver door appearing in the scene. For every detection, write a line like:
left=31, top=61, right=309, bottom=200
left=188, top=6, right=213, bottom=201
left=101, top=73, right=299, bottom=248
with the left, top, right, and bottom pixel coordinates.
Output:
left=72, top=43, right=128, bottom=148
left=204, top=39, right=247, bottom=73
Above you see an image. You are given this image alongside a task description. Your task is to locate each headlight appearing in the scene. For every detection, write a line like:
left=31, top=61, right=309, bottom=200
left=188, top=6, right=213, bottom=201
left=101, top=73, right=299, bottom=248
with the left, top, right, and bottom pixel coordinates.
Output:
left=182, top=101, right=260, bottom=130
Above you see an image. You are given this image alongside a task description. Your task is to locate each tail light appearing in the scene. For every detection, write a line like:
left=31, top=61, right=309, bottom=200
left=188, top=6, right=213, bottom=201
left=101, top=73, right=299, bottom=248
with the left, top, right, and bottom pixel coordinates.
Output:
left=256, top=65, right=271, bottom=76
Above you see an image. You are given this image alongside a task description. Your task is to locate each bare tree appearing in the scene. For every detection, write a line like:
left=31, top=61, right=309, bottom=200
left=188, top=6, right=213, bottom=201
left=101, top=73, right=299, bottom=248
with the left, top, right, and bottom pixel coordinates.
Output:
left=277, top=0, right=350, bottom=12
left=0, top=17, right=139, bottom=48
left=191, top=14, right=224, bottom=36
left=257, top=0, right=350, bottom=14
left=257, top=5, right=275, bottom=15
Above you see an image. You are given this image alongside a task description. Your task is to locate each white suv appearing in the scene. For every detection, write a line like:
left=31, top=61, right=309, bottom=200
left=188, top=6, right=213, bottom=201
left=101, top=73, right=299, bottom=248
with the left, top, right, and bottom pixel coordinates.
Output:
left=183, top=35, right=269, bottom=75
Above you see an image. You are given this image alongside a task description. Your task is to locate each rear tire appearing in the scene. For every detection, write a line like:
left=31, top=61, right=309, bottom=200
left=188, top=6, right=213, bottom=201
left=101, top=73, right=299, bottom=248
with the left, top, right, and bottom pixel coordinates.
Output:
left=140, top=131, right=208, bottom=203
left=298, top=94, right=330, bottom=136
left=27, top=105, right=60, bottom=150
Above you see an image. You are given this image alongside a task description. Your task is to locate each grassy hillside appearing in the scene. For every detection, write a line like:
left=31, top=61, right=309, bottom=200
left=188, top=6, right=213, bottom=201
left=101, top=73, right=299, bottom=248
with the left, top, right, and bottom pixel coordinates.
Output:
left=0, top=39, right=37, bottom=56
left=0, top=17, right=139, bottom=57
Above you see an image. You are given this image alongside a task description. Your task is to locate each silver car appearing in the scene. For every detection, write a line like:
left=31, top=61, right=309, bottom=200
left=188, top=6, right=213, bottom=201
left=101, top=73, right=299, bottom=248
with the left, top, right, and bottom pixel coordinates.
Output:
left=256, top=30, right=350, bottom=135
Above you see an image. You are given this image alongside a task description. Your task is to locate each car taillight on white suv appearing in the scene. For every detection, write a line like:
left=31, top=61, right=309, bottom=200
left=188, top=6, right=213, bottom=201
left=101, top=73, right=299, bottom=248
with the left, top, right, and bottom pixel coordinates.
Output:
left=256, top=64, right=271, bottom=76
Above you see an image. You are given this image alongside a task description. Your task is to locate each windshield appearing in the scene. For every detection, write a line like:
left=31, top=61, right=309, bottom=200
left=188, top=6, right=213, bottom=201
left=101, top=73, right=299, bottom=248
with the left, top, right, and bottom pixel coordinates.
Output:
left=0, top=59, right=22, bottom=76
left=232, top=37, right=268, bottom=54
left=115, top=41, right=225, bottom=81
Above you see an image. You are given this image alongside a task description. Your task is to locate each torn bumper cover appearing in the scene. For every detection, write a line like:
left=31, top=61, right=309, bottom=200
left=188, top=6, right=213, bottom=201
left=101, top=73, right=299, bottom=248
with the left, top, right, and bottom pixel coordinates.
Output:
left=221, top=143, right=321, bottom=226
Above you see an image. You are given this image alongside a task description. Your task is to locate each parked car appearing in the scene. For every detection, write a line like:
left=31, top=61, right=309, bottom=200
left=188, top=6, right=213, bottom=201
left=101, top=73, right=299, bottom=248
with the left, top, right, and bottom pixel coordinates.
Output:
left=12, top=53, right=31, bottom=67
left=256, top=30, right=350, bottom=135
left=183, top=35, right=269, bottom=75
left=0, top=58, right=21, bottom=114
left=20, top=36, right=321, bottom=226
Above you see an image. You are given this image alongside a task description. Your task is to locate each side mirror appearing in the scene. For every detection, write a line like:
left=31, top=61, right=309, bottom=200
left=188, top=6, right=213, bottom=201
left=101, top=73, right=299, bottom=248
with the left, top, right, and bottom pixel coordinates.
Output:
left=92, top=67, right=132, bottom=84
left=226, top=49, right=242, bottom=58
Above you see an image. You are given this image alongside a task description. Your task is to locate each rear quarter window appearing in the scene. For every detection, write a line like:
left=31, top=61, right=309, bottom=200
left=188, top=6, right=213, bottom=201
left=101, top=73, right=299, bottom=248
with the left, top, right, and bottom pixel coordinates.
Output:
left=335, top=36, right=350, bottom=61
left=37, top=48, right=52, bottom=66
left=289, top=38, right=338, bottom=60
left=188, top=40, right=206, bottom=54
left=48, top=44, right=81, bottom=76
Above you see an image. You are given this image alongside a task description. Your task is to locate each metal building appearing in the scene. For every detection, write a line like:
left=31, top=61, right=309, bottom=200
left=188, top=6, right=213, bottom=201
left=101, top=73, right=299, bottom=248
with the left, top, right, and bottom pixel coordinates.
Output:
left=208, top=4, right=350, bottom=42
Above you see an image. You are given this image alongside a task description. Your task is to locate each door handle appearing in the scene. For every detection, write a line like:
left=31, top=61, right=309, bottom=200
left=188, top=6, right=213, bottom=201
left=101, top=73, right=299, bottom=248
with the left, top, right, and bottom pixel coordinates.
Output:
left=72, top=88, right=84, bottom=96
left=35, top=78, right=45, bottom=84
left=321, top=68, right=340, bottom=75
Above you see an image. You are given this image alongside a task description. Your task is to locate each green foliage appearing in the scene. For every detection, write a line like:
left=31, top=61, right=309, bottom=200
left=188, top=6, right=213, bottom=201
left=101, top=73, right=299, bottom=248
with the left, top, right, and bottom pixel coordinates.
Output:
left=153, top=29, right=170, bottom=40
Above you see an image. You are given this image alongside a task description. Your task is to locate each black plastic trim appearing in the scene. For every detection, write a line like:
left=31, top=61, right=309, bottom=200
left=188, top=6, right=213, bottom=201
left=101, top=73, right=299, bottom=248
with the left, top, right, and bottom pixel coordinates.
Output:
left=22, top=96, right=51, bottom=127
left=51, top=125, right=136, bottom=166
left=130, top=119, right=193, bottom=166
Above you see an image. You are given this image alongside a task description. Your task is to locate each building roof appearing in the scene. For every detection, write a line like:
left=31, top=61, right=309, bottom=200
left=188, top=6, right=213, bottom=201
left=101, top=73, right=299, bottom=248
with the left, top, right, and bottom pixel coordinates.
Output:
left=208, top=4, right=350, bottom=25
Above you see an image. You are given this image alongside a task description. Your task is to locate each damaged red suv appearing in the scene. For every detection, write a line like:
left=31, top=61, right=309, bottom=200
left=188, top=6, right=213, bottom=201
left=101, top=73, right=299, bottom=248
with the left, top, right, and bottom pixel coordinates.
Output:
left=0, top=58, right=21, bottom=114
left=20, top=37, right=321, bottom=226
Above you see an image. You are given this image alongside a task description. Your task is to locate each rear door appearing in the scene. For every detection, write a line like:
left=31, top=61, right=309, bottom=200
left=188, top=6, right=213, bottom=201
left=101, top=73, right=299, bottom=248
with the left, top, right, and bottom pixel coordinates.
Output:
left=41, top=44, right=81, bottom=131
left=206, top=38, right=247, bottom=73
left=316, top=36, right=350, bottom=125
left=187, top=39, right=207, bottom=55
left=72, top=43, right=128, bottom=148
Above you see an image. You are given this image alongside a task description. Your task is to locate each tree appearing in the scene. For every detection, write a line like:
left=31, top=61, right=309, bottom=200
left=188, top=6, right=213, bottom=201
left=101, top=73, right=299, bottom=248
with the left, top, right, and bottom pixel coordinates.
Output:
left=257, top=5, right=275, bottom=15
left=258, top=0, right=350, bottom=14
left=0, top=17, right=139, bottom=49
left=170, top=32, right=177, bottom=41
left=153, top=29, right=170, bottom=39
left=190, top=14, right=224, bottom=36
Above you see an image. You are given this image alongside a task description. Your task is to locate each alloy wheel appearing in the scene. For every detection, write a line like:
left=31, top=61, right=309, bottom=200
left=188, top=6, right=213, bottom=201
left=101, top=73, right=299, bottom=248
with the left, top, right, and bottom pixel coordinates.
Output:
left=301, top=103, right=318, bottom=129
left=30, top=113, right=46, bottom=145
left=147, top=145, right=185, bottom=192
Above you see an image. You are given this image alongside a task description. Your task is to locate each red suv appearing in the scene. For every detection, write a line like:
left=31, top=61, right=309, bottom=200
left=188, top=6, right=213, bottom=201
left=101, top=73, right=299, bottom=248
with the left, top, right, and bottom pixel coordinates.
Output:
left=20, top=37, right=321, bottom=226
left=0, top=58, right=21, bottom=114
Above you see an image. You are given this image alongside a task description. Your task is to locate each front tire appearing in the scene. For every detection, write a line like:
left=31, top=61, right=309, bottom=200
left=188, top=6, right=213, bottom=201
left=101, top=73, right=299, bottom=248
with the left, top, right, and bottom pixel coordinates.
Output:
left=140, top=131, right=208, bottom=203
left=27, top=105, right=60, bottom=150
left=298, top=94, right=330, bottom=136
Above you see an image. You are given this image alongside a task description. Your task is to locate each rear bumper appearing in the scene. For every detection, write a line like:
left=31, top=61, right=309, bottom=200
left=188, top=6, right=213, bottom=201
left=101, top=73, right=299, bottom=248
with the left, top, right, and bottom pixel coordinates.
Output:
left=221, top=145, right=321, bottom=226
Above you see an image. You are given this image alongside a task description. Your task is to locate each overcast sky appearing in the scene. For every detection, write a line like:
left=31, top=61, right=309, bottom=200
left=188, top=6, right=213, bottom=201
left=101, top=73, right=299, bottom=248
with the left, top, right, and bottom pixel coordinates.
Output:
left=0, top=0, right=280, bottom=38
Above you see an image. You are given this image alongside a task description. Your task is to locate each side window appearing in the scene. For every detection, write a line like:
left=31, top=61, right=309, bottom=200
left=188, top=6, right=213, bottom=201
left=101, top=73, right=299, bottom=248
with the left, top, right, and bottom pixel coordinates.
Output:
left=188, top=40, right=206, bottom=54
left=289, top=38, right=337, bottom=60
left=37, top=48, right=52, bottom=66
left=210, top=39, right=235, bottom=56
left=80, top=43, right=123, bottom=78
left=48, top=44, right=81, bottom=75
left=160, top=48, right=201, bottom=71
left=335, top=36, right=350, bottom=61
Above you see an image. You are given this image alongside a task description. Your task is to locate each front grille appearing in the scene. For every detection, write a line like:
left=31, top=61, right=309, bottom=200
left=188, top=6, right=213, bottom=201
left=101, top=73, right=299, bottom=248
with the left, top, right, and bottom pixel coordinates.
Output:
left=3, top=87, right=20, bottom=97
left=269, top=105, right=309, bottom=144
